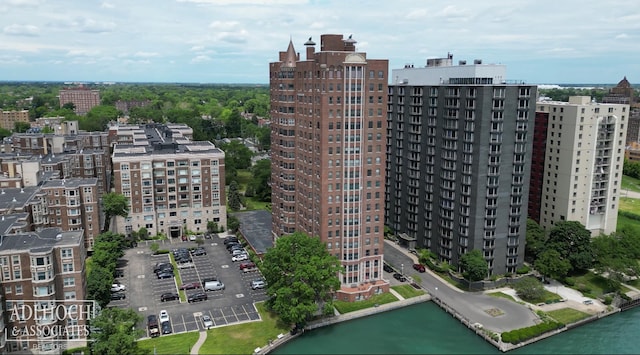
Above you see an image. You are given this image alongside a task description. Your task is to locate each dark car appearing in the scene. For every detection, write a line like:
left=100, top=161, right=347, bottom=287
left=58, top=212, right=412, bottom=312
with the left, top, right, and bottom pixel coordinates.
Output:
left=393, top=273, right=407, bottom=282
left=114, top=269, right=124, bottom=278
left=176, top=256, right=192, bottom=264
left=225, top=242, right=240, bottom=250
left=161, top=321, right=172, bottom=334
left=228, top=245, right=244, bottom=253
left=179, top=282, right=201, bottom=290
left=110, top=292, right=126, bottom=300
left=188, top=292, right=208, bottom=303
left=157, top=271, right=174, bottom=279
left=223, top=237, right=238, bottom=245
left=160, top=292, right=179, bottom=302
left=204, top=234, right=212, bottom=239
left=412, top=264, right=426, bottom=273
left=147, top=315, right=158, bottom=328
left=191, top=248, right=207, bottom=256
left=383, top=264, right=393, bottom=273
left=154, top=263, right=172, bottom=273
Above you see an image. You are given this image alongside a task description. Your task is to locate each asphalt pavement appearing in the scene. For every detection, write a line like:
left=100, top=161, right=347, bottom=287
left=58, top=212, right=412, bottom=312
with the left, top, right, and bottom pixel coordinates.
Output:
left=383, top=240, right=539, bottom=332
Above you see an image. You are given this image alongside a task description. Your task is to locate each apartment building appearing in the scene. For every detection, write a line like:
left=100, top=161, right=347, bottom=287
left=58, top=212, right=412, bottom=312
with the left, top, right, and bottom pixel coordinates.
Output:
left=533, top=96, right=628, bottom=235
left=58, top=87, right=100, bottom=115
left=386, top=55, right=536, bottom=275
left=0, top=228, right=88, bottom=353
left=0, top=110, right=29, bottom=131
left=111, top=124, right=226, bottom=239
left=602, top=77, right=639, bottom=144
left=270, top=34, right=389, bottom=301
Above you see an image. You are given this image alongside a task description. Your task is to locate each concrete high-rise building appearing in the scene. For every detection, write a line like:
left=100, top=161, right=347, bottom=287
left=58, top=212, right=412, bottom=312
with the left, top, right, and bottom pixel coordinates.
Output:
left=270, top=34, right=389, bottom=300
left=386, top=55, right=536, bottom=275
left=533, top=96, right=628, bottom=235
left=111, top=124, right=226, bottom=239
left=59, top=86, right=100, bottom=115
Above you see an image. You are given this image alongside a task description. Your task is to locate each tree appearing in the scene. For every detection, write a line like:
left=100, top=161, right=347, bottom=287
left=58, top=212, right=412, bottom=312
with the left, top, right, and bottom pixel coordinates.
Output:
left=13, top=121, right=31, bottom=133
left=458, top=250, right=488, bottom=281
left=228, top=180, right=242, bottom=211
left=546, top=221, right=594, bottom=272
left=513, top=277, right=545, bottom=302
left=534, top=249, right=571, bottom=280
left=227, top=214, right=239, bottom=232
left=86, top=266, right=114, bottom=308
left=249, top=159, right=271, bottom=202
left=262, top=232, right=343, bottom=327
left=103, top=192, right=130, bottom=232
left=90, top=307, right=147, bottom=355
left=225, top=108, right=243, bottom=137
left=0, top=127, right=11, bottom=139
left=525, top=219, right=547, bottom=262
left=591, top=234, right=640, bottom=290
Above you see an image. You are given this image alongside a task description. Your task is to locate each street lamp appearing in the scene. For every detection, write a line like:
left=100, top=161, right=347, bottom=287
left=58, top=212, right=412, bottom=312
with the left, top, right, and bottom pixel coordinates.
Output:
left=401, top=263, right=404, bottom=275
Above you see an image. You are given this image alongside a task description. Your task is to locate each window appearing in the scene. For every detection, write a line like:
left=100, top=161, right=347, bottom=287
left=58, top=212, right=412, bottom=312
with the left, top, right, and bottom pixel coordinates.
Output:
left=15, top=284, right=23, bottom=295
left=61, top=248, right=73, bottom=258
left=62, top=263, right=74, bottom=273
left=64, top=291, right=76, bottom=300
left=63, top=277, right=75, bottom=287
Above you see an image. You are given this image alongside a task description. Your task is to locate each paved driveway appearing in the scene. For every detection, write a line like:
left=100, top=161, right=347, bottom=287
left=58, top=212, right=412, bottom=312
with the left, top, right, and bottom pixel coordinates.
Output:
left=111, top=236, right=268, bottom=338
left=383, top=241, right=539, bottom=332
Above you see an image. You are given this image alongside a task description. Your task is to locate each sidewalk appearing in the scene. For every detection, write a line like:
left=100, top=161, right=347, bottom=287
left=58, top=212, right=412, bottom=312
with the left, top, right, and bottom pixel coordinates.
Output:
left=190, top=330, right=207, bottom=355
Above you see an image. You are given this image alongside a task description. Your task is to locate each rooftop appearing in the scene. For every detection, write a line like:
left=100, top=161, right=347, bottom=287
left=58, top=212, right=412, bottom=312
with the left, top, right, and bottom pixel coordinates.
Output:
left=0, top=186, right=40, bottom=211
left=235, top=210, right=273, bottom=255
left=0, top=228, right=83, bottom=253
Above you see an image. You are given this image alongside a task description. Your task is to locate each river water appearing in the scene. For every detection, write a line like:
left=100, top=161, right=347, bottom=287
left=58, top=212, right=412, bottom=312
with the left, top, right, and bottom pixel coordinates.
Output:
left=273, top=302, right=639, bottom=354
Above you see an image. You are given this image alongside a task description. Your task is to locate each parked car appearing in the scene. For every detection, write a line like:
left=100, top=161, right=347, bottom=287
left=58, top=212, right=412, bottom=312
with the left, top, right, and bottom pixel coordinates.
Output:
left=110, top=283, right=126, bottom=292
left=154, top=263, right=172, bottom=273
left=413, top=264, right=426, bottom=273
left=204, top=234, right=212, bottom=240
left=188, top=292, right=208, bottom=303
left=110, top=292, right=126, bottom=300
left=383, top=264, right=394, bottom=273
left=191, top=248, right=207, bottom=256
left=239, top=262, right=256, bottom=271
left=147, top=315, right=158, bottom=328
left=114, top=269, right=124, bottom=278
left=189, top=235, right=198, bottom=241
left=179, top=282, right=201, bottom=290
left=178, top=262, right=195, bottom=269
left=160, top=293, right=179, bottom=302
left=250, top=279, right=266, bottom=290
left=161, top=321, right=172, bottom=334
left=176, top=256, right=193, bottom=264
left=231, top=253, right=248, bottom=262
left=157, top=271, right=174, bottom=279
left=203, top=280, right=225, bottom=291
left=229, top=245, right=244, bottom=254
left=223, top=237, right=238, bottom=245
left=231, top=249, right=246, bottom=257
left=159, top=310, right=169, bottom=323
left=393, top=273, right=407, bottom=282
left=202, top=315, right=214, bottom=328
left=148, top=315, right=159, bottom=338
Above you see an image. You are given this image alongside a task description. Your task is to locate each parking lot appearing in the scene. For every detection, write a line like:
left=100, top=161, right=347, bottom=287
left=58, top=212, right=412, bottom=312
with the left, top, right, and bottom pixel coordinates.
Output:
left=110, top=234, right=268, bottom=337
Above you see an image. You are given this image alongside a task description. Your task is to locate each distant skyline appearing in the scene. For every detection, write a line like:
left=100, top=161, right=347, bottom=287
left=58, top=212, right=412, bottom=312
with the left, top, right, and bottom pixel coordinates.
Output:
left=0, top=0, right=638, bottom=85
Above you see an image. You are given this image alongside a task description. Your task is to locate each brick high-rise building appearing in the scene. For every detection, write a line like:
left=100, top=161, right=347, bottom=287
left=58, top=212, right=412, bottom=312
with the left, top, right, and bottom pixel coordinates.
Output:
left=0, top=110, right=29, bottom=131
left=270, top=34, right=389, bottom=301
left=386, top=55, right=536, bottom=275
left=59, top=86, right=100, bottom=115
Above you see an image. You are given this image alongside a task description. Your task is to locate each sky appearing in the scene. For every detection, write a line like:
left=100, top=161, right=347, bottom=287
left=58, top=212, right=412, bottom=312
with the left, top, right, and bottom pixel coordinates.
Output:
left=0, top=0, right=638, bottom=85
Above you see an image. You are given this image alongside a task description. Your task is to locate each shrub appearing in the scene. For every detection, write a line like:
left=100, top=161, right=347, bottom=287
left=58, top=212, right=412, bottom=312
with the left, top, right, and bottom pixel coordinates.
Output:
left=155, top=249, right=170, bottom=255
left=501, top=321, right=564, bottom=344
left=516, top=265, right=530, bottom=274
left=577, top=284, right=591, bottom=294
left=564, top=277, right=575, bottom=286
left=603, top=295, right=613, bottom=305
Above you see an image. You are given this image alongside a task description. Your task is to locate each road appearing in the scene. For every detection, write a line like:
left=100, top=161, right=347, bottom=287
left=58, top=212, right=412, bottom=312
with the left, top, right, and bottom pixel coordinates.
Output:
left=620, top=189, right=640, bottom=199
left=383, top=241, right=539, bottom=332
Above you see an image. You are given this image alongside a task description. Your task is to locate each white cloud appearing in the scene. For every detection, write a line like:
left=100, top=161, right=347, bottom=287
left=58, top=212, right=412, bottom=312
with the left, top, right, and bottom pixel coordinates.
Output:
left=66, top=49, right=102, bottom=57
left=3, top=24, right=39, bottom=36
left=209, top=21, right=240, bottom=30
left=405, top=9, right=428, bottom=20
left=134, top=51, right=160, bottom=58
left=0, top=54, right=25, bottom=64
left=615, top=33, right=629, bottom=39
left=101, top=2, right=115, bottom=8
left=177, top=0, right=305, bottom=4
left=190, top=45, right=205, bottom=51
left=191, top=55, right=212, bottom=63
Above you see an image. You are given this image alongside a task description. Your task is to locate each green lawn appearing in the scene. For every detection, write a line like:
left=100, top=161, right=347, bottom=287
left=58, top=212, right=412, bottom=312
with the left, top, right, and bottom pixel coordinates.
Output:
left=626, top=278, right=640, bottom=288
left=197, top=302, right=290, bottom=355
left=619, top=197, right=640, bottom=215
left=546, top=308, right=591, bottom=324
left=621, top=175, right=640, bottom=193
left=569, top=271, right=620, bottom=298
left=391, top=285, right=426, bottom=299
left=526, top=290, right=563, bottom=304
left=334, top=292, right=398, bottom=314
left=169, top=254, right=186, bottom=302
left=138, top=329, right=200, bottom=355
left=488, top=291, right=517, bottom=302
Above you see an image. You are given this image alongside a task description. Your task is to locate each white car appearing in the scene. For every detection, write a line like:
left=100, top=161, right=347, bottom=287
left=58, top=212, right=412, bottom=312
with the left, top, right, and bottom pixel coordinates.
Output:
left=159, top=310, right=169, bottom=323
left=189, top=235, right=197, bottom=241
left=231, top=253, right=248, bottom=262
left=202, top=315, right=213, bottom=328
left=110, top=283, right=126, bottom=292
